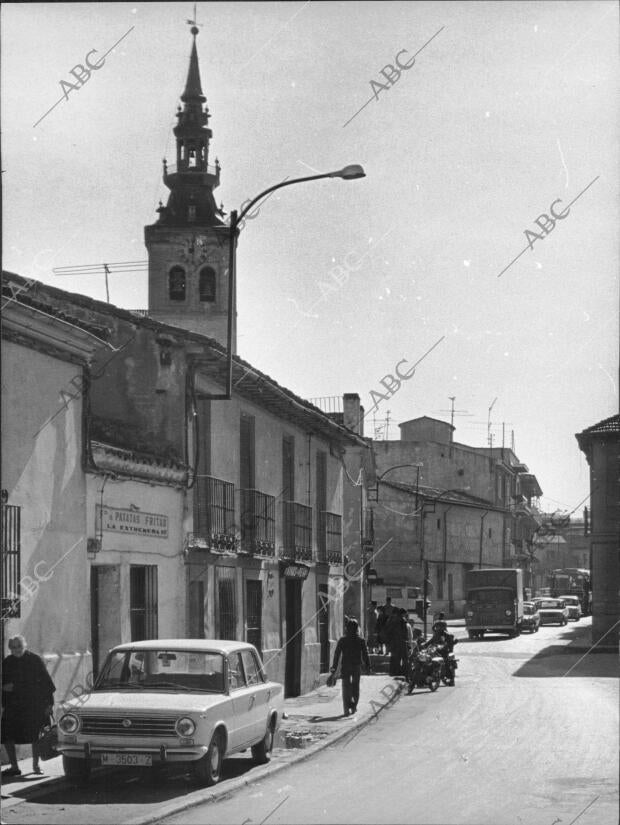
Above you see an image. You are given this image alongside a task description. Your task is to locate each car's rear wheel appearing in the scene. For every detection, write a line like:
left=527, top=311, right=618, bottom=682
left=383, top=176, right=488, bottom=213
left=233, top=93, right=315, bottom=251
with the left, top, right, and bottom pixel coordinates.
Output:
left=252, top=718, right=275, bottom=764
left=62, top=755, right=91, bottom=785
left=193, top=731, right=224, bottom=786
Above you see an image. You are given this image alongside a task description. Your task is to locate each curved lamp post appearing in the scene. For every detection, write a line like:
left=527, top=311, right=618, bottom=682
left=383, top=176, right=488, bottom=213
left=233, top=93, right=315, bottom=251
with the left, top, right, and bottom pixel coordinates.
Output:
left=225, top=165, right=366, bottom=396
left=419, top=487, right=470, bottom=637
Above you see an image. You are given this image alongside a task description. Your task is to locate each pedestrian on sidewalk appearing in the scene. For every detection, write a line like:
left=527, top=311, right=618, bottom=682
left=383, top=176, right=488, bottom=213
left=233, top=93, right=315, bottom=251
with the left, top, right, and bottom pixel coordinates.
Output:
left=367, top=601, right=379, bottom=653
left=1, top=635, right=55, bottom=777
left=376, top=605, right=387, bottom=654
left=330, top=619, right=371, bottom=717
left=388, top=609, right=410, bottom=677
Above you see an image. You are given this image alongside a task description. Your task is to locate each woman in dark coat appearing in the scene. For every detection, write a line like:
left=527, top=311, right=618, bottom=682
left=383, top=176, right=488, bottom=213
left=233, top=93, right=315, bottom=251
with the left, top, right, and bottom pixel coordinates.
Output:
left=2, top=635, right=55, bottom=776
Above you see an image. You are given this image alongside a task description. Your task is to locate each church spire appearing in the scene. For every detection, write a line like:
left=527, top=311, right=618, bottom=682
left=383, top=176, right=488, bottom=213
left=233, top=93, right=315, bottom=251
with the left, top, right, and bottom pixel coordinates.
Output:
left=145, top=15, right=233, bottom=347
left=154, top=22, right=222, bottom=228
left=182, top=28, right=205, bottom=103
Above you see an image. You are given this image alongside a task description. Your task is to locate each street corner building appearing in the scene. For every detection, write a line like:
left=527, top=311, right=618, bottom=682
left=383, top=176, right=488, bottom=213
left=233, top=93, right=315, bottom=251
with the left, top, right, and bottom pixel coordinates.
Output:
left=1, top=23, right=369, bottom=711
left=576, top=414, right=620, bottom=649
left=345, top=413, right=545, bottom=618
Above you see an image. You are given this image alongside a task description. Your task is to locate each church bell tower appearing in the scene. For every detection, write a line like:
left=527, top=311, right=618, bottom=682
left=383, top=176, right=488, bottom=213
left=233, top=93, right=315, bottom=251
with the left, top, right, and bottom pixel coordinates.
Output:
left=145, top=25, right=234, bottom=348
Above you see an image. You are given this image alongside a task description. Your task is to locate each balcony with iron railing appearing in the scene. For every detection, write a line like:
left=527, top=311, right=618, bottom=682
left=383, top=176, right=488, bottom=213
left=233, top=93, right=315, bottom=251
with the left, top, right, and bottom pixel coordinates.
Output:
left=239, top=489, right=276, bottom=557
left=317, top=511, right=343, bottom=564
left=282, top=501, right=313, bottom=562
left=188, top=476, right=239, bottom=553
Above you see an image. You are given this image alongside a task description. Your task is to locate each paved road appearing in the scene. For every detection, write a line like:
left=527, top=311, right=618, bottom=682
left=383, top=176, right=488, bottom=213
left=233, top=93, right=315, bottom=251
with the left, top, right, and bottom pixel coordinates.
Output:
left=2, top=620, right=617, bottom=825
left=160, top=620, right=618, bottom=825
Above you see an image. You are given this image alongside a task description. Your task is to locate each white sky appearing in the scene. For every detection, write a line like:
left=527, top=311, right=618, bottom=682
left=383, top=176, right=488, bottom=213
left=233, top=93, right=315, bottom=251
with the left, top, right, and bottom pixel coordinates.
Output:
left=2, top=1, right=618, bottom=514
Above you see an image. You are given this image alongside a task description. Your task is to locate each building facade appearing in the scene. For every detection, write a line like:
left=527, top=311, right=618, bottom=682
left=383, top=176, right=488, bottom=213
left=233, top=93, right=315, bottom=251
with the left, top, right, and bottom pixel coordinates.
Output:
left=2, top=26, right=368, bottom=702
left=1, top=283, right=109, bottom=709
left=576, top=414, right=620, bottom=648
left=3, top=264, right=365, bottom=698
left=360, top=414, right=543, bottom=616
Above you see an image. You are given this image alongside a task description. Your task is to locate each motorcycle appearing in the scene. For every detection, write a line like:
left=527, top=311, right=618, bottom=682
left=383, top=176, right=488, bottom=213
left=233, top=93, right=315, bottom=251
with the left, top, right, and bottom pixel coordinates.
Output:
left=406, top=645, right=444, bottom=694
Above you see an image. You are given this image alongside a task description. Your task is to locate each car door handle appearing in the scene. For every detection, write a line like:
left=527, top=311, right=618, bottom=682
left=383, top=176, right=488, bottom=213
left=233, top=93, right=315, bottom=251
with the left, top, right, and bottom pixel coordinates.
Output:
left=249, top=695, right=256, bottom=709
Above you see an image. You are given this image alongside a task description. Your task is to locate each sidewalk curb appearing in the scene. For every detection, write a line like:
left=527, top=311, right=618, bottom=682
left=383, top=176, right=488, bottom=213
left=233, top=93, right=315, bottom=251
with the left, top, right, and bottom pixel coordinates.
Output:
left=125, top=679, right=405, bottom=825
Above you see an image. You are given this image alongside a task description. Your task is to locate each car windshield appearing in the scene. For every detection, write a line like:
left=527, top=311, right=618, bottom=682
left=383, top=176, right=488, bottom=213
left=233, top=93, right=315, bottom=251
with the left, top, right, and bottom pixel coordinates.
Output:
left=467, top=589, right=513, bottom=604
left=560, top=597, right=578, bottom=605
left=95, top=649, right=226, bottom=693
left=539, top=600, right=563, bottom=609
left=523, top=604, right=537, bottom=615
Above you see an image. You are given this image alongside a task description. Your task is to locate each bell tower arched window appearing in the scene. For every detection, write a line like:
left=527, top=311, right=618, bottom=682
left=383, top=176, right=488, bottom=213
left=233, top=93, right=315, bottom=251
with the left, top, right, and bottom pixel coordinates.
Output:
left=199, top=267, right=216, bottom=302
left=169, top=266, right=186, bottom=301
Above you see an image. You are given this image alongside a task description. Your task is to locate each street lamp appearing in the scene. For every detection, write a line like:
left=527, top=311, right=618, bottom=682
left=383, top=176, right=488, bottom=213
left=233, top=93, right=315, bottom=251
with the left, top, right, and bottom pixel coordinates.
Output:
left=225, top=165, right=366, bottom=396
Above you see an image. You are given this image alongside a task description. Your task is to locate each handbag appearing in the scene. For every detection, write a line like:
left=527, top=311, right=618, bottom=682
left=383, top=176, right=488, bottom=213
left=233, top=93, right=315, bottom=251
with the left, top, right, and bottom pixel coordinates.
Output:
left=38, top=716, right=59, bottom=761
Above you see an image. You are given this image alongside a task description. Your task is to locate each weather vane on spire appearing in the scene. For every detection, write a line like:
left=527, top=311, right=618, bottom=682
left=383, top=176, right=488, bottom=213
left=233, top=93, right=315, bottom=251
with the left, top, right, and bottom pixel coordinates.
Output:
left=186, top=3, right=202, bottom=34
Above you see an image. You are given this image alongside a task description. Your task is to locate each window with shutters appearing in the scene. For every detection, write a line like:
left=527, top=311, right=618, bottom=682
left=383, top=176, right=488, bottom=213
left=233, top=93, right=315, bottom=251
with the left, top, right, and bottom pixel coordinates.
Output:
left=240, top=415, right=255, bottom=492
left=316, top=452, right=327, bottom=562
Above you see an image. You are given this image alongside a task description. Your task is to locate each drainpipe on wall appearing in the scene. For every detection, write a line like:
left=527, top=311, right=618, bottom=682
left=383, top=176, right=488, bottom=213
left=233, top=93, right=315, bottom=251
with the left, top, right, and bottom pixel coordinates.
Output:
left=442, top=504, right=454, bottom=593
left=479, top=510, right=490, bottom=568
left=307, top=434, right=312, bottom=506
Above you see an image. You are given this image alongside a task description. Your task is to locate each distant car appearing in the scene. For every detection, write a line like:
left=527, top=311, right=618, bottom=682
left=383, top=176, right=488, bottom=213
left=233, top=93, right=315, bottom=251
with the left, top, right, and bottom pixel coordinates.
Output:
left=558, top=595, right=582, bottom=621
left=521, top=601, right=540, bottom=633
left=57, top=640, right=284, bottom=787
left=535, top=598, right=569, bottom=626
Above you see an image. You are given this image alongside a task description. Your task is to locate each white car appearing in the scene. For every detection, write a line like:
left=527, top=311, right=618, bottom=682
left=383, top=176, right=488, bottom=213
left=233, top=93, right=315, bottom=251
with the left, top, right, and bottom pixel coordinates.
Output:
left=57, top=640, right=284, bottom=786
left=534, top=598, right=569, bottom=626
left=558, top=595, right=582, bottom=621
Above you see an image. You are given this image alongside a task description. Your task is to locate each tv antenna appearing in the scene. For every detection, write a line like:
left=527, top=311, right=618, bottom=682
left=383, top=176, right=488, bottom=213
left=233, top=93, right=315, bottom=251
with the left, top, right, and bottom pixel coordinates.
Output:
left=53, top=260, right=148, bottom=303
left=487, top=397, right=498, bottom=447
left=432, top=396, right=473, bottom=429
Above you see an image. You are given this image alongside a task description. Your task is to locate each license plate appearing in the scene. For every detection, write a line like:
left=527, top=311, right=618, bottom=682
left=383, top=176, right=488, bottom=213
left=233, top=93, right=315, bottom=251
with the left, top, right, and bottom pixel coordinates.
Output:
left=101, top=753, right=152, bottom=767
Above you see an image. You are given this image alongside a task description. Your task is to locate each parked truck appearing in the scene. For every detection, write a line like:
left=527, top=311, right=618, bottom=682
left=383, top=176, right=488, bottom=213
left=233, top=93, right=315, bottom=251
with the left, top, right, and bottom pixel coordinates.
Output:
left=465, top=568, right=524, bottom=639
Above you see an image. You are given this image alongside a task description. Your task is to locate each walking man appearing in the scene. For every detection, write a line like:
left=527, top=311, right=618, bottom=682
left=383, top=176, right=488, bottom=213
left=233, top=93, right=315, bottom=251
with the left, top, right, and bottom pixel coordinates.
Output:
left=330, top=619, right=371, bottom=717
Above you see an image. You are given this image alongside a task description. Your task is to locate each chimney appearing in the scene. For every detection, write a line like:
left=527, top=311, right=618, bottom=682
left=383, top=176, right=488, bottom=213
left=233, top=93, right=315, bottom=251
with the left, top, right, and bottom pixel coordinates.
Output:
left=343, top=393, right=364, bottom=436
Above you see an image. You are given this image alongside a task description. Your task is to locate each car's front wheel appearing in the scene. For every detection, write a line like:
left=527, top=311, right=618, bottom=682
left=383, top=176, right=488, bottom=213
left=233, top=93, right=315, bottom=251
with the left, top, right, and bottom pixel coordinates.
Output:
left=193, top=731, right=224, bottom=786
left=252, top=719, right=275, bottom=764
left=62, top=755, right=91, bottom=785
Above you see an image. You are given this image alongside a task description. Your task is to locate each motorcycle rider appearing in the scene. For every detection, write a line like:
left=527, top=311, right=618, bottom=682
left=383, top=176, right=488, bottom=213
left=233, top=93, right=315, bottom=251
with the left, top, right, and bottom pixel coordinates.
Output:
left=431, top=611, right=456, bottom=653
left=423, top=625, right=450, bottom=663
left=408, top=627, right=424, bottom=682
left=423, top=622, right=457, bottom=683
left=432, top=611, right=448, bottom=634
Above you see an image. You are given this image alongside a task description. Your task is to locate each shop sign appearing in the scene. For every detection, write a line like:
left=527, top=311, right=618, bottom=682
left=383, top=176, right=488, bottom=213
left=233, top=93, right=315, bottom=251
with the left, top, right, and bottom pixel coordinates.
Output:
left=96, top=506, right=168, bottom=538
left=279, top=561, right=310, bottom=580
